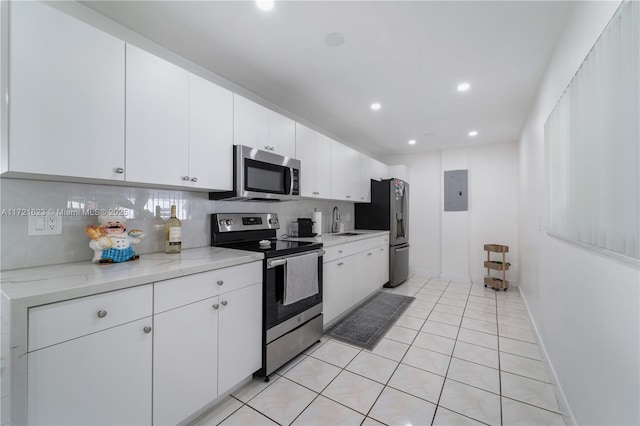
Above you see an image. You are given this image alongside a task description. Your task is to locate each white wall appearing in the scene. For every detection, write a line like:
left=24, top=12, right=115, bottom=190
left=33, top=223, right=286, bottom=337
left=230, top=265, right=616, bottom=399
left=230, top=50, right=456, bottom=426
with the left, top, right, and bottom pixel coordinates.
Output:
left=386, top=141, right=518, bottom=284
left=518, top=1, right=639, bottom=424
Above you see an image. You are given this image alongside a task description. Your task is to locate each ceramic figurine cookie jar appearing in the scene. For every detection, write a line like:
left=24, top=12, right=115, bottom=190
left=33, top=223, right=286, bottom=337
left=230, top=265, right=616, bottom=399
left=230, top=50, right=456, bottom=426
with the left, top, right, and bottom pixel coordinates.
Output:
left=84, top=214, right=145, bottom=264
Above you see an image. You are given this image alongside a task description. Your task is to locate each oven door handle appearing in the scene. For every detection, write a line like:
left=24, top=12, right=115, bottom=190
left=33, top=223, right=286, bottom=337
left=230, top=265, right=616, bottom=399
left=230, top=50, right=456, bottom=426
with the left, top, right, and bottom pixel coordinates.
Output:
left=267, top=259, right=288, bottom=269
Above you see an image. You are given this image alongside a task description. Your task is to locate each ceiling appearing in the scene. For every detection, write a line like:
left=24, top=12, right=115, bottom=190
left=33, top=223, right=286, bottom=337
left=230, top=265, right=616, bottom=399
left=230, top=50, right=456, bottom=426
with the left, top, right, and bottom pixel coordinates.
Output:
left=81, top=1, right=572, bottom=158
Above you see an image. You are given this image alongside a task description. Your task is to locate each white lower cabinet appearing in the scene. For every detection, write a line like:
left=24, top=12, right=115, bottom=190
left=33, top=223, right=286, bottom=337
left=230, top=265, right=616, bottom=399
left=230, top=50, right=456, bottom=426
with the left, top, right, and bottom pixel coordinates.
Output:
left=218, top=283, right=262, bottom=394
left=379, top=244, right=390, bottom=286
left=323, top=256, right=354, bottom=326
left=153, top=297, right=219, bottom=426
left=27, top=318, right=153, bottom=425
left=354, top=249, right=379, bottom=302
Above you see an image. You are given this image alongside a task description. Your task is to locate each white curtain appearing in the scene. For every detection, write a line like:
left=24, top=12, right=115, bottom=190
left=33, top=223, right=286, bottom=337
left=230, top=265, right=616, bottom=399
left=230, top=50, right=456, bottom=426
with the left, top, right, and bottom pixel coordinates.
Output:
left=545, top=0, right=639, bottom=261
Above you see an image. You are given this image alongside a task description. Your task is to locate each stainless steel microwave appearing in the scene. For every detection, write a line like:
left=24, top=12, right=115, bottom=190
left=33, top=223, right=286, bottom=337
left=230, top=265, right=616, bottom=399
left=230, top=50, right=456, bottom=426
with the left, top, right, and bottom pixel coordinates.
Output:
left=210, top=145, right=301, bottom=201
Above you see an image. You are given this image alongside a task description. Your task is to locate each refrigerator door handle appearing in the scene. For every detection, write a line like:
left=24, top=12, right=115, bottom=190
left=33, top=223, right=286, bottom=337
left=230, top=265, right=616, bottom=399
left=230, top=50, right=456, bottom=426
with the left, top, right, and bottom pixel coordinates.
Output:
left=394, top=245, right=410, bottom=252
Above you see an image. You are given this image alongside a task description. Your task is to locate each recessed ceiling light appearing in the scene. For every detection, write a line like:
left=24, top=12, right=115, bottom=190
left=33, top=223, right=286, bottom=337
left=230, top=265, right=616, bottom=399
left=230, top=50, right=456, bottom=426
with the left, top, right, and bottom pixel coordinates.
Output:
left=457, top=82, right=471, bottom=92
left=408, top=139, right=416, bottom=145
left=324, top=32, right=345, bottom=47
left=370, top=103, right=381, bottom=111
left=256, top=0, right=274, bottom=11
left=468, top=130, right=478, bottom=137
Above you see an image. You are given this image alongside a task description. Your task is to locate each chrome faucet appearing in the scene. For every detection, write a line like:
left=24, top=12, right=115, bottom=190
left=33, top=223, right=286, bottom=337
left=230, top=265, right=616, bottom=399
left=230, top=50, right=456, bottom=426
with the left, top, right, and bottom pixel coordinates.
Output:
left=332, top=206, right=341, bottom=233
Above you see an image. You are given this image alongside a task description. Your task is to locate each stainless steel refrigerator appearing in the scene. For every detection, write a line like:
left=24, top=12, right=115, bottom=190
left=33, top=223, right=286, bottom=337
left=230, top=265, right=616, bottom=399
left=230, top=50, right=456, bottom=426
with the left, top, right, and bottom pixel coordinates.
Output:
left=355, top=178, right=409, bottom=287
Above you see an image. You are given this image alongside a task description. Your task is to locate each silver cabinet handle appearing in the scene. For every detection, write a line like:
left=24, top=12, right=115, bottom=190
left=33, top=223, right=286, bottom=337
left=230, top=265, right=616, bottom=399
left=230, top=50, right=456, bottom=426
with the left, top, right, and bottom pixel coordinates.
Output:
left=338, top=250, right=343, bottom=254
left=267, top=259, right=287, bottom=269
left=97, top=310, right=107, bottom=319
left=367, top=252, right=373, bottom=256
left=191, top=177, right=198, bottom=183
left=221, top=300, right=228, bottom=306
left=264, top=145, right=270, bottom=151
left=115, top=167, right=124, bottom=174
left=338, top=262, right=344, bottom=267
left=217, top=280, right=224, bottom=286
left=346, top=195, right=351, bottom=199
left=212, top=303, right=219, bottom=310
left=182, top=176, right=190, bottom=181
left=143, top=326, right=152, bottom=334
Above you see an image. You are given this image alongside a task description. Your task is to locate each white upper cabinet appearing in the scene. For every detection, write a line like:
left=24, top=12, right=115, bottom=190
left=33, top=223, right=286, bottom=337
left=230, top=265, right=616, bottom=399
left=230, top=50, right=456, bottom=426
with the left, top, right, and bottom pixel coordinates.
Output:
left=295, top=124, right=331, bottom=198
left=388, top=164, right=409, bottom=182
left=7, top=1, right=125, bottom=180
left=233, top=95, right=295, bottom=158
left=188, top=74, right=233, bottom=190
left=330, top=140, right=360, bottom=201
left=370, top=158, right=390, bottom=181
left=126, top=45, right=189, bottom=186
left=359, top=154, right=372, bottom=203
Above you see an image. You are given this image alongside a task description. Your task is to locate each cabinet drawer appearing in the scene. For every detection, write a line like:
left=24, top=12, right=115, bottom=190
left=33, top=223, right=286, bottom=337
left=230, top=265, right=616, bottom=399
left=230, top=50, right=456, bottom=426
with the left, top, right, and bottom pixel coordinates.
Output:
left=154, top=261, right=262, bottom=313
left=28, top=284, right=152, bottom=351
left=323, top=236, right=389, bottom=263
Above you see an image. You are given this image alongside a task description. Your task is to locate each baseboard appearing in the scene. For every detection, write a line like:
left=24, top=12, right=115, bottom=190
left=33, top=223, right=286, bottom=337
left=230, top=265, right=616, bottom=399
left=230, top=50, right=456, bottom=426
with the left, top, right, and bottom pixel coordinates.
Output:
left=519, top=289, right=576, bottom=425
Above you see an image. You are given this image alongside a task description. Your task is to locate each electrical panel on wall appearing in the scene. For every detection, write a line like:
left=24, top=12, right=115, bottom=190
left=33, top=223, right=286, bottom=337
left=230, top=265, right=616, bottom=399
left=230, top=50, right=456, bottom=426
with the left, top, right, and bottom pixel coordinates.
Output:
left=444, top=169, right=468, bottom=211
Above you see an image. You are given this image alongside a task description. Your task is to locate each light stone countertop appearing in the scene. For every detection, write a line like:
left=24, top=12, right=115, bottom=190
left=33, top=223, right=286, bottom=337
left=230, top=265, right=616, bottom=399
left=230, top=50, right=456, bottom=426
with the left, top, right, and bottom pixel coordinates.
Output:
left=0, top=247, right=264, bottom=308
left=285, top=229, right=390, bottom=247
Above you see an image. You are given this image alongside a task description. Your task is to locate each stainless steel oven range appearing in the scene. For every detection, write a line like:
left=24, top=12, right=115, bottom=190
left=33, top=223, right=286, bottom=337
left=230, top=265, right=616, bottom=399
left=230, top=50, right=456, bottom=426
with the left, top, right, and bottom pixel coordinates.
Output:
left=211, top=213, right=323, bottom=379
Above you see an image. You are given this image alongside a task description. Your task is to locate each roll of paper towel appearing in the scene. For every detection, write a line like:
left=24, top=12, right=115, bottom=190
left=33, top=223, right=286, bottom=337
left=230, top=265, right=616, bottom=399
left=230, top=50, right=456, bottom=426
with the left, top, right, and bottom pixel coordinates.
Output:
left=312, top=211, right=322, bottom=236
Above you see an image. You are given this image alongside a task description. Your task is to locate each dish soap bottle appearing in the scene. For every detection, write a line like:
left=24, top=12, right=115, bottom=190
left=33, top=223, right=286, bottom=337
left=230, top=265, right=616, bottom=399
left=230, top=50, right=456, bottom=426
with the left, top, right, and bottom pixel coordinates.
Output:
left=165, top=205, right=182, bottom=253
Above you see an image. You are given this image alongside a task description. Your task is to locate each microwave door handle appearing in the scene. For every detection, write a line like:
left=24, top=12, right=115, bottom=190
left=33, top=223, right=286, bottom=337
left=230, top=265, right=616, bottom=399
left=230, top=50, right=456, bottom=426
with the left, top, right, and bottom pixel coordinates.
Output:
left=285, top=167, right=294, bottom=195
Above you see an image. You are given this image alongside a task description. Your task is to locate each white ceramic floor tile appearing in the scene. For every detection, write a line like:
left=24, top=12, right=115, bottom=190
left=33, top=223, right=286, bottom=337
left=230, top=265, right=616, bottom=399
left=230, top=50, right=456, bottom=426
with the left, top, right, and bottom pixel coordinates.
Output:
left=414, top=293, right=441, bottom=303
left=434, top=303, right=465, bottom=316
left=402, top=346, right=451, bottom=376
left=498, top=315, right=532, bottom=330
left=292, top=395, right=365, bottom=426
left=410, top=299, right=436, bottom=311
left=394, top=314, right=425, bottom=331
left=303, top=336, right=329, bottom=355
left=369, top=337, right=410, bottom=361
left=499, top=336, right=542, bottom=360
left=499, top=323, right=537, bottom=343
left=441, top=291, right=469, bottom=301
left=277, top=353, right=308, bottom=375
left=362, top=417, right=386, bottom=425
left=421, top=320, right=460, bottom=339
left=387, top=363, right=445, bottom=404
left=412, top=332, right=456, bottom=356
left=346, top=351, right=399, bottom=384
left=500, top=352, right=550, bottom=383
left=369, top=387, right=437, bottom=426
left=310, top=340, right=360, bottom=368
left=384, top=325, right=419, bottom=345
left=283, top=356, right=342, bottom=392
left=191, top=396, right=243, bottom=426
left=465, top=301, right=497, bottom=314
left=453, top=341, right=499, bottom=369
left=457, top=328, right=499, bottom=350
left=429, top=311, right=463, bottom=326
left=498, top=306, right=529, bottom=320
left=469, top=289, right=496, bottom=300
left=404, top=306, right=431, bottom=319
left=497, top=300, right=527, bottom=311
left=232, top=375, right=280, bottom=403
left=247, top=378, right=317, bottom=425
left=438, top=297, right=467, bottom=308
left=468, top=295, right=496, bottom=306
left=502, top=397, right=566, bottom=425
left=432, top=407, right=484, bottom=425
left=461, top=317, right=498, bottom=335
left=321, top=370, right=384, bottom=415
left=446, top=357, right=500, bottom=394
left=463, top=308, right=497, bottom=323
left=501, top=371, right=561, bottom=413
left=219, top=405, right=278, bottom=426
left=439, top=379, right=501, bottom=425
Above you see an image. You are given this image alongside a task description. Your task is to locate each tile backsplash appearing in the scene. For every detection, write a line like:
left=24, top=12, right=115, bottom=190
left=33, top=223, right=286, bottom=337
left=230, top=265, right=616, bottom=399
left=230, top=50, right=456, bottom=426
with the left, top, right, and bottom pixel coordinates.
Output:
left=0, top=178, right=354, bottom=270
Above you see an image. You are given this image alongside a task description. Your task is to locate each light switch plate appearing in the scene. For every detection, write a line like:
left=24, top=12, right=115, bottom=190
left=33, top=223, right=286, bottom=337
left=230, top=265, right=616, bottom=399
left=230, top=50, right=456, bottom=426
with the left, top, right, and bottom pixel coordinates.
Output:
left=28, top=214, right=62, bottom=236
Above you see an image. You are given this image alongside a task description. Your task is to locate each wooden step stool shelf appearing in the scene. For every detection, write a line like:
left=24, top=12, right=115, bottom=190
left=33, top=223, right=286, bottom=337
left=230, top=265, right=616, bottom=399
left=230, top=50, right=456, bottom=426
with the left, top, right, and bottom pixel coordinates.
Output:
left=484, top=244, right=509, bottom=291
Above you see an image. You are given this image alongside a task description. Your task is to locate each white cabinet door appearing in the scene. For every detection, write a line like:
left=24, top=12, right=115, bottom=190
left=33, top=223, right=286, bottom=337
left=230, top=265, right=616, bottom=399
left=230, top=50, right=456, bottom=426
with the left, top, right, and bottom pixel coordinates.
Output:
left=354, top=249, right=379, bottom=303
left=269, top=111, right=296, bottom=158
left=153, top=296, right=219, bottom=426
left=323, top=257, right=354, bottom=326
left=8, top=2, right=125, bottom=180
left=295, top=123, right=317, bottom=197
left=126, top=45, right=189, bottom=186
left=27, top=318, right=152, bottom=425
left=218, top=283, right=262, bottom=394
left=379, top=244, right=390, bottom=287
left=233, top=95, right=269, bottom=151
left=315, top=133, right=332, bottom=199
left=188, top=74, right=234, bottom=190
left=359, top=154, right=372, bottom=203
left=330, top=140, right=360, bottom=201
left=370, top=159, right=390, bottom=181
left=388, top=164, right=408, bottom=182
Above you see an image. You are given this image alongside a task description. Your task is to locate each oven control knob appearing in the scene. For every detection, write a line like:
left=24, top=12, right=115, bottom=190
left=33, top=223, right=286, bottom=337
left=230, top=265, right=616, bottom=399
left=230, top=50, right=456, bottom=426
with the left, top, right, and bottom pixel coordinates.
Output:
left=225, top=219, right=233, bottom=226
left=218, top=219, right=225, bottom=226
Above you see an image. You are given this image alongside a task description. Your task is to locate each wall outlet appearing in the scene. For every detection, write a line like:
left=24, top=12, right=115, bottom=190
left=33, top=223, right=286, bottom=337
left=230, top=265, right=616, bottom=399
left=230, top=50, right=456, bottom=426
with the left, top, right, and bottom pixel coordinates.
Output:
left=28, top=214, right=62, bottom=236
